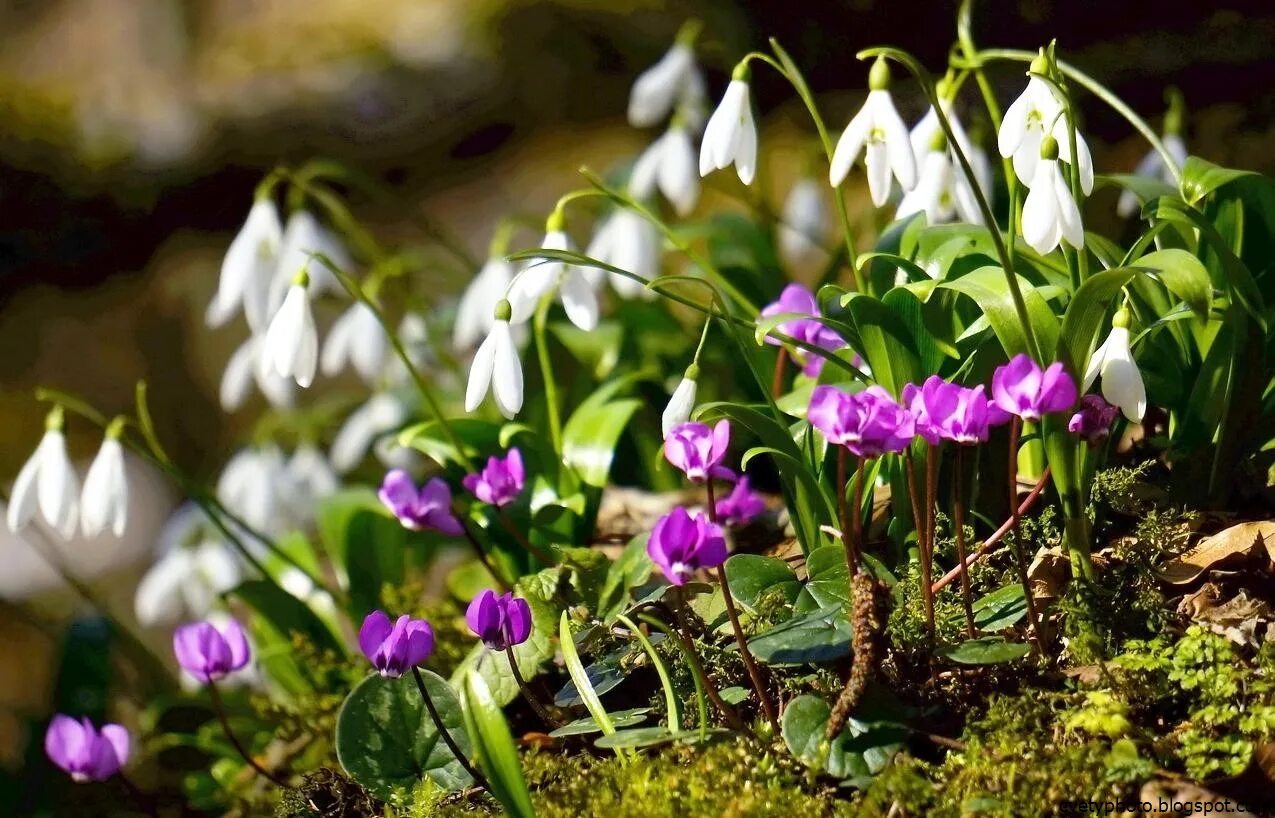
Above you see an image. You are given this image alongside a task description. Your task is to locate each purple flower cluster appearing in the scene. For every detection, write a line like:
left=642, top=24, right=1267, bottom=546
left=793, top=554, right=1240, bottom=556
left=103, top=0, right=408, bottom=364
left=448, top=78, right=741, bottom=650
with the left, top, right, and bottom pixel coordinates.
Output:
left=463, top=448, right=526, bottom=507
left=379, top=470, right=463, bottom=535
left=173, top=618, right=251, bottom=683
left=465, top=589, right=532, bottom=651
left=45, top=716, right=131, bottom=782
left=715, top=476, right=766, bottom=525
left=664, top=420, right=733, bottom=483
left=646, top=506, right=728, bottom=586
left=1068, top=394, right=1118, bottom=445
left=358, top=611, right=435, bottom=678
left=808, top=385, right=916, bottom=456
left=758, top=284, right=848, bottom=377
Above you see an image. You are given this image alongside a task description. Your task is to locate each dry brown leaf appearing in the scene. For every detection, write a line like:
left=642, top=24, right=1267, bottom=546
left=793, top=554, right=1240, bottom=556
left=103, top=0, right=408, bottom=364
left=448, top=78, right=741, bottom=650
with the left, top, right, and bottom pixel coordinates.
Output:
left=1156, top=521, right=1275, bottom=585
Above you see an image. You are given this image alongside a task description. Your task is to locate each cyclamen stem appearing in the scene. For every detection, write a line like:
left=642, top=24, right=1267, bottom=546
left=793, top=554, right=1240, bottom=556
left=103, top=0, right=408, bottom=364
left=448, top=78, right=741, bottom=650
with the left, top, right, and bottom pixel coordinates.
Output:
left=903, top=450, right=934, bottom=635
left=504, top=646, right=560, bottom=728
left=411, top=668, right=489, bottom=789
left=925, top=445, right=939, bottom=596
left=1007, top=419, right=1048, bottom=658
left=495, top=508, right=556, bottom=566
left=117, top=773, right=159, bottom=818
left=771, top=347, right=788, bottom=399
left=207, top=679, right=286, bottom=786
left=456, top=515, right=514, bottom=593
left=705, top=481, right=780, bottom=735
left=670, top=589, right=744, bottom=731
left=837, top=448, right=860, bottom=578
left=952, top=447, right=977, bottom=638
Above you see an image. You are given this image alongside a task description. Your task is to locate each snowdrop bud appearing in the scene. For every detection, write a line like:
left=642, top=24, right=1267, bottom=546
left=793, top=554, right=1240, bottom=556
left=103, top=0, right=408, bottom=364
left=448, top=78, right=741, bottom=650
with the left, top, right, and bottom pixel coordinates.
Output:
left=264, top=269, right=319, bottom=388
left=662, top=364, right=699, bottom=436
left=830, top=58, right=916, bottom=206
left=8, top=406, right=80, bottom=539
left=1021, top=137, right=1084, bottom=255
left=699, top=62, right=757, bottom=186
left=465, top=301, right=524, bottom=419
left=998, top=50, right=1094, bottom=194
left=220, top=336, right=295, bottom=411
left=207, top=197, right=282, bottom=330
left=80, top=419, right=129, bottom=538
left=1082, top=308, right=1145, bottom=423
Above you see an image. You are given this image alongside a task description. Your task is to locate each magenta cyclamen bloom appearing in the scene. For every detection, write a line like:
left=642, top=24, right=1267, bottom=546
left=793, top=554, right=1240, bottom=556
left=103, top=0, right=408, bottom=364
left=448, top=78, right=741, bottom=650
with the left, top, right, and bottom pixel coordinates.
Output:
left=379, top=470, right=463, bottom=535
left=647, top=506, right=728, bottom=585
left=173, top=618, right=251, bottom=683
left=664, top=420, right=732, bottom=483
left=465, top=589, right=532, bottom=651
left=758, top=284, right=847, bottom=376
left=358, top=611, right=435, bottom=678
left=1068, top=394, right=1119, bottom=444
left=920, top=376, right=1002, bottom=444
left=715, top=476, right=766, bottom=525
left=902, top=382, right=940, bottom=446
left=45, top=715, right=130, bottom=782
left=991, top=354, right=1078, bottom=421
left=462, top=448, right=526, bottom=507
left=808, top=385, right=915, bottom=457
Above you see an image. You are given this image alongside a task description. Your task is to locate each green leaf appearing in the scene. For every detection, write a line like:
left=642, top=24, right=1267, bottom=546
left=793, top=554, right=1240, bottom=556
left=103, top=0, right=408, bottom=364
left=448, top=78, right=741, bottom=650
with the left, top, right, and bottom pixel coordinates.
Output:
left=594, top=726, right=677, bottom=750
left=723, top=554, right=800, bottom=614
left=229, top=580, right=341, bottom=655
left=398, top=418, right=502, bottom=468
left=1135, top=248, right=1212, bottom=321
left=1180, top=156, right=1256, bottom=206
left=938, top=636, right=1031, bottom=665
left=315, top=489, right=411, bottom=619
left=336, top=671, right=472, bottom=799
left=550, top=320, right=623, bottom=379
left=748, top=604, right=852, bottom=665
left=461, top=670, right=536, bottom=818
left=942, top=265, right=1060, bottom=361
left=793, top=546, right=851, bottom=614
left=838, top=292, right=921, bottom=397
left=781, top=694, right=905, bottom=783
left=1098, top=173, right=1178, bottom=207
left=972, top=585, right=1028, bottom=631
left=548, top=708, right=650, bottom=738
left=562, top=384, right=643, bottom=488
left=553, top=646, right=626, bottom=708
left=1056, top=267, right=1136, bottom=375
left=596, top=534, right=654, bottom=622
left=560, top=611, right=620, bottom=750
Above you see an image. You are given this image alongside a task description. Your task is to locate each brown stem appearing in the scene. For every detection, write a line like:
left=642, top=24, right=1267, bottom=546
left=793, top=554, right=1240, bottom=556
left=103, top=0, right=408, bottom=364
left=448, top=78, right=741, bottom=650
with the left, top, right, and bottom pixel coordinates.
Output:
left=903, top=450, right=933, bottom=635
left=837, top=447, right=859, bottom=577
left=456, top=513, right=513, bottom=592
left=931, top=466, right=1051, bottom=593
left=925, top=444, right=939, bottom=584
left=771, top=347, right=789, bottom=398
left=495, top=508, right=556, bottom=566
left=503, top=646, right=561, bottom=727
left=851, top=454, right=867, bottom=572
left=117, top=773, right=159, bottom=818
left=1007, top=418, right=1047, bottom=658
left=952, top=447, right=976, bottom=638
left=715, top=569, right=780, bottom=734
left=411, top=667, right=489, bottom=789
left=207, top=679, right=286, bottom=786
left=670, top=590, right=744, bottom=731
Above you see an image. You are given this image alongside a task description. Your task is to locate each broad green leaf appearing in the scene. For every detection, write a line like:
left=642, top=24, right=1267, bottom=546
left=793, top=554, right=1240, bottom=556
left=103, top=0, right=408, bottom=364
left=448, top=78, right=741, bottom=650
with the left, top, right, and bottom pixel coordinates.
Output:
left=229, top=580, right=342, bottom=655
left=838, top=293, right=921, bottom=397
left=937, top=636, right=1031, bottom=665
left=748, top=604, right=852, bottom=665
left=398, top=418, right=502, bottom=468
left=550, top=320, right=623, bottom=379
left=315, top=489, right=414, bottom=620
left=594, top=726, right=677, bottom=749
left=1098, top=173, right=1178, bottom=208
left=1056, top=268, right=1136, bottom=375
left=1135, top=248, right=1212, bottom=321
left=461, top=670, right=535, bottom=818
left=548, top=708, right=650, bottom=738
left=781, top=694, right=905, bottom=784
left=942, top=265, right=1060, bottom=361
left=723, top=554, right=800, bottom=614
left=1180, top=156, right=1255, bottom=205
left=793, top=546, right=851, bottom=614
left=597, top=534, right=654, bottom=622
left=563, top=378, right=644, bottom=487
left=553, top=645, right=627, bottom=707
left=972, top=584, right=1028, bottom=631
left=336, top=671, right=472, bottom=799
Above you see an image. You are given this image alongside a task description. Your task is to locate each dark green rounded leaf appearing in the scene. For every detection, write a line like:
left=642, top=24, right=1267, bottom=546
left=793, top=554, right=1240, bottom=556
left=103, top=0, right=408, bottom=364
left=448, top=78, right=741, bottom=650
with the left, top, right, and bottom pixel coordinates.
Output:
left=938, top=636, right=1031, bottom=665
left=781, top=694, right=905, bottom=783
left=748, top=604, right=852, bottom=665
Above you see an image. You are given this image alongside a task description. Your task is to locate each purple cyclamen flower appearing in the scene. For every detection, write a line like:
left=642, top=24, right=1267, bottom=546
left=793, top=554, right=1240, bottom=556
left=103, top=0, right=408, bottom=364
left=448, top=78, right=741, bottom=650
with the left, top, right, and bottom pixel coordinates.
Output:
left=45, top=715, right=130, bottom=782
left=902, top=382, right=940, bottom=446
left=647, top=506, right=728, bottom=586
left=921, top=376, right=1001, bottom=445
left=462, top=448, right=526, bottom=507
left=990, top=354, right=1078, bottom=422
left=358, top=611, right=435, bottom=678
left=715, top=476, right=766, bottom=526
left=1068, top=394, right=1119, bottom=445
left=172, top=618, right=251, bottom=683
left=758, top=283, right=847, bottom=377
left=664, top=420, right=732, bottom=483
left=379, top=470, right=463, bottom=535
left=465, top=589, right=533, bottom=651
left=807, top=385, right=915, bottom=457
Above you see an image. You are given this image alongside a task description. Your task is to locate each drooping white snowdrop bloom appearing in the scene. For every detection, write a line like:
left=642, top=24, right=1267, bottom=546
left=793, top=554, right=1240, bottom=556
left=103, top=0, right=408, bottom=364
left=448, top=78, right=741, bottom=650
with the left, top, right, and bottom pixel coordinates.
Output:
left=7, top=407, right=79, bottom=540
left=631, top=121, right=700, bottom=216
left=454, top=257, right=516, bottom=351
left=1117, top=133, right=1188, bottom=218
left=465, top=301, right=524, bottom=419
left=330, top=392, right=407, bottom=474
left=997, top=52, right=1094, bottom=195
left=264, top=270, right=319, bottom=388
left=587, top=208, right=660, bottom=299
left=506, top=217, right=599, bottom=331
left=777, top=178, right=829, bottom=273
left=216, top=446, right=298, bottom=538
left=1021, top=137, right=1085, bottom=255
left=80, top=423, right=128, bottom=538
left=134, top=504, right=243, bottom=626
left=219, top=334, right=295, bottom=411
left=830, top=58, right=917, bottom=207
left=287, top=443, right=339, bottom=516
left=207, top=198, right=282, bottom=330
left=321, top=301, right=386, bottom=384
left=908, top=100, right=993, bottom=200
left=628, top=39, right=705, bottom=128
left=385, top=313, right=442, bottom=387
left=661, top=366, right=699, bottom=436
left=699, top=64, right=757, bottom=186
left=1083, top=309, right=1145, bottom=423
left=896, top=132, right=981, bottom=225
left=267, top=209, right=350, bottom=318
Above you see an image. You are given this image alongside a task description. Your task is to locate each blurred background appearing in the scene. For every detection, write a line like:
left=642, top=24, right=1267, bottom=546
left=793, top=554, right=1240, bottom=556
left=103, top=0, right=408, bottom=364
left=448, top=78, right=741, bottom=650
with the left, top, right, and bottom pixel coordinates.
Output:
left=1, top=0, right=1274, bottom=812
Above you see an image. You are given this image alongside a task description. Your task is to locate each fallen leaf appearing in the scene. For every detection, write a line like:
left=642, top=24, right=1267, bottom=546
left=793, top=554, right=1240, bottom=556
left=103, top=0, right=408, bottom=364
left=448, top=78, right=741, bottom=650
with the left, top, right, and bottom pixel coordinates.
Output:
left=1156, top=521, right=1275, bottom=585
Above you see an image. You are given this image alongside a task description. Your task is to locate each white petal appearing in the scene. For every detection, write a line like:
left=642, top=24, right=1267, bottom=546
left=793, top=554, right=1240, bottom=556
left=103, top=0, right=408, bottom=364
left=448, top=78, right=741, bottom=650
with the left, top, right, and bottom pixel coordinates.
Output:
left=559, top=268, right=599, bottom=331
left=661, top=376, right=697, bottom=436
left=1053, top=167, right=1086, bottom=249
left=135, top=549, right=193, bottom=626
left=81, top=438, right=127, bottom=538
left=830, top=105, right=872, bottom=186
left=874, top=91, right=916, bottom=190
left=1082, top=333, right=1108, bottom=391
left=219, top=338, right=257, bottom=411
left=36, top=431, right=79, bottom=540
left=865, top=141, right=893, bottom=208
left=1021, top=160, right=1061, bottom=255
left=1103, top=354, right=1147, bottom=423
left=1164, top=134, right=1188, bottom=170
left=454, top=258, right=512, bottom=351
left=491, top=322, right=525, bottom=419
left=659, top=126, right=699, bottom=215
left=733, top=103, right=757, bottom=186
left=331, top=394, right=404, bottom=473
left=7, top=443, right=42, bottom=533
left=629, top=137, right=664, bottom=200
left=195, top=540, right=243, bottom=596
left=465, top=327, right=499, bottom=412
left=628, top=44, right=693, bottom=128
left=700, top=81, right=744, bottom=176
left=909, top=107, right=940, bottom=168
left=320, top=303, right=359, bottom=377
left=997, top=88, right=1032, bottom=159
left=207, top=199, right=281, bottom=328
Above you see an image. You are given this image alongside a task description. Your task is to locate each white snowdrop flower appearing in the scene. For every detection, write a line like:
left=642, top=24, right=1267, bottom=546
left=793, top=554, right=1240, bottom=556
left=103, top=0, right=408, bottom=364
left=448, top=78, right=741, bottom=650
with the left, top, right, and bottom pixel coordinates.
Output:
left=287, top=443, right=339, bottom=516
left=507, top=218, right=599, bottom=331
left=7, top=408, right=79, bottom=540
left=1117, top=133, right=1187, bottom=218
left=778, top=178, right=829, bottom=272
left=661, top=366, right=699, bottom=436
left=628, top=39, right=704, bottom=128
left=321, top=301, right=386, bottom=383
left=217, top=447, right=297, bottom=537
left=997, top=52, right=1094, bottom=195
left=454, top=257, right=516, bottom=351
left=908, top=100, right=993, bottom=199
left=268, top=209, right=350, bottom=315
left=830, top=58, right=917, bottom=207
left=896, top=132, right=981, bottom=225
left=135, top=538, right=243, bottom=626
left=699, top=65, right=757, bottom=186
left=330, top=392, right=407, bottom=474
left=631, top=121, right=700, bottom=216
left=264, top=269, right=319, bottom=388
left=207, top=198, right=282, bottom=331
left=1021, top=137, right=1085, bottom=255
left=465, top=301, right=524, bottom=419
left=220, top=334, right=295, bottom=412
left=1083, top=309, right=1145, bottom=423
left=586, top=208, right=660, bottom=299
left=80, top=423, right=128, bottom=538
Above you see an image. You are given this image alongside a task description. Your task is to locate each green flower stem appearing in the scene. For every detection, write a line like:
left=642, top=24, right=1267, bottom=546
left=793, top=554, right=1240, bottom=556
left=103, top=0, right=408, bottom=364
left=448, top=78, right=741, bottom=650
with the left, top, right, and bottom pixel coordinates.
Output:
left=314, top=252, right=475, bottom=472
left=616, top=614, right=681, bottom=734
left=952, top=446, right=977, bottom=638
left=858, top=46, right=1042, bottom=363
left=532, top=291, right=564, bottom=456
left=495, top=507, right=556, bottom=567
left=705, top=481, right=780, bottom=734
left=903, top=450, right=934, bottom=635
left=208, top=678, right=287, bottom=786
left=962, top=48, right=1183, bottom=183
left=1007, top=418, right=1047, bottom=657
left=503, top=646, right=561, bottom=728
left=637, top=612, right=710, bottom=741
left=411, top=667, right=489, bottom=789
left=667, top=589, right=745, bottom=731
